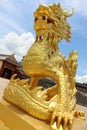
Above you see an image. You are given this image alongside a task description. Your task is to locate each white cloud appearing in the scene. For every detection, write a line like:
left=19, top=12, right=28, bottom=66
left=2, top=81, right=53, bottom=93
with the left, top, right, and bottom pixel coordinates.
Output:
left=76, top=74, right=87, bottom=83
left=64, top=0, right=87, bottom=15
left=0, top=32, right=35, bottom=61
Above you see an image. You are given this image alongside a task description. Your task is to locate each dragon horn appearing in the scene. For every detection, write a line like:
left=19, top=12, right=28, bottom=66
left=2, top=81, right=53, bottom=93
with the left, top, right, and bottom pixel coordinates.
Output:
left=63, top=8, right=74, bottom=17
left=58, top=3, right=61, bottom=8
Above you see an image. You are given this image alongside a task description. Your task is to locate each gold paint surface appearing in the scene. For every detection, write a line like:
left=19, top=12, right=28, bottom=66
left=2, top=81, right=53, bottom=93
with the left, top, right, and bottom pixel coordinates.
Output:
left=0, top=99, right=87, bottom=130
left=0, top=120, right=10, bottom=130
left=3, top=3, right=85, bottom=130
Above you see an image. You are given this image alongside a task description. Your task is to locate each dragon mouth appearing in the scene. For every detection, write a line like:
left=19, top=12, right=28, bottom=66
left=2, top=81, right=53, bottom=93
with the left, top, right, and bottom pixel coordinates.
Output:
left=36, top=30, right=49, bottom=42
left=36, top=35, right=44, bottom=42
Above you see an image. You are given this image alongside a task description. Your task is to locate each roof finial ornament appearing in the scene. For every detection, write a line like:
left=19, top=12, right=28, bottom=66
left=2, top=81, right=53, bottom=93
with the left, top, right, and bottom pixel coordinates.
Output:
left=58, top=3, right=61, bottom=8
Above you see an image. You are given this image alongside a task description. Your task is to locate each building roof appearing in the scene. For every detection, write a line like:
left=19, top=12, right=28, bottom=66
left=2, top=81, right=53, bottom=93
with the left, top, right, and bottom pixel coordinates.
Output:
left=0, top=53, right=19, bottom=66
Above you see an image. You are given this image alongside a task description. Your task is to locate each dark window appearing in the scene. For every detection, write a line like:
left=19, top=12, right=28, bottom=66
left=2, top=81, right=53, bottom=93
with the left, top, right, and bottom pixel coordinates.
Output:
left=2, top=68, right=12, bottom=79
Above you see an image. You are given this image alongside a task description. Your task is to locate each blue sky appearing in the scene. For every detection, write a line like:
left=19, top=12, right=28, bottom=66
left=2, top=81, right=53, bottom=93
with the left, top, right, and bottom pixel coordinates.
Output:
left=0, top=0, right=87, bottom=83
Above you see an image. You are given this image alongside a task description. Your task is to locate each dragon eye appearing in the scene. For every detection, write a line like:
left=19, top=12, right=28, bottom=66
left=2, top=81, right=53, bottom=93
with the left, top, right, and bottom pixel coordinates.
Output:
left=58, top=17, right=61, bottom=21
left=42, top=16, right=45, bottom=20
left=47, top=18, right=51, bottom=24
left=35, top=18, right=38, bottom=22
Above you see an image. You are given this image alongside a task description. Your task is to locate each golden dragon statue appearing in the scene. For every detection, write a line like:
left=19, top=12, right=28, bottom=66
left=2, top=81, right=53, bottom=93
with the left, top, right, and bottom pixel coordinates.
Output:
left=3, top=3, right=85, bottom=130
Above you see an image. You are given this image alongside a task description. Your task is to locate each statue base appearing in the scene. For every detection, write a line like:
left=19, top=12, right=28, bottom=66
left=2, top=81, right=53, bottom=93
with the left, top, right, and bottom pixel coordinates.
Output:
left=0, top=78, right=87, bottom=130
left=0, top=99, right=87, bottom=130
left=0, top=99, right=50, bottom=130
left=0, top=120, right=10, bottom=130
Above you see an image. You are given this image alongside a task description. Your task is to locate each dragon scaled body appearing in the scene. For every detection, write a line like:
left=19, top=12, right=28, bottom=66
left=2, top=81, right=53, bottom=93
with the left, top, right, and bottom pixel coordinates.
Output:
left=3, top=3, right=85, bottom=130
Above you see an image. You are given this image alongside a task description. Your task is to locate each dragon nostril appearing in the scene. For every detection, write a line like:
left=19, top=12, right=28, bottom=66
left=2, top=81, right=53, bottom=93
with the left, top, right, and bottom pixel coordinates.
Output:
left=35, top=17, right=38, bottom=22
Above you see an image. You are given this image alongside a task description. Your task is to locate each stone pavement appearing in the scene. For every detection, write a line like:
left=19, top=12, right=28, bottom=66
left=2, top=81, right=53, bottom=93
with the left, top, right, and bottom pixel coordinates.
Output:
left=0, top=78, right=9, bottom=99
left=0, top=78, right=10, bottom=130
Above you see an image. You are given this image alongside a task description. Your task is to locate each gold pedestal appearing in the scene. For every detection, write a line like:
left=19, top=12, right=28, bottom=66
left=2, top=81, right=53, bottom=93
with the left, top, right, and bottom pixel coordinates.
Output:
left=0, top=78, right=87, bottom=130
left=0, top=99, right=87, bottom=130
left=0, top=120, right=10, bottom=130
left=0, top=99, right=50, bottom=130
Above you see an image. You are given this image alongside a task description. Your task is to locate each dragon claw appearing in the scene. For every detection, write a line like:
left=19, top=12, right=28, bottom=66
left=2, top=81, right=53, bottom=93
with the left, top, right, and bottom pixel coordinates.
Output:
left=50, top=109, right=74, bottom=130
left=74, top=109, right=85, bottom=120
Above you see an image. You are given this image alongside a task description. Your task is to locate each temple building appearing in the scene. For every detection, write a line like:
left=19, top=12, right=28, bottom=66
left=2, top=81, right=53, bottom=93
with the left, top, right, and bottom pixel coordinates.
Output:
left=0, top=54, right=26, bottom=79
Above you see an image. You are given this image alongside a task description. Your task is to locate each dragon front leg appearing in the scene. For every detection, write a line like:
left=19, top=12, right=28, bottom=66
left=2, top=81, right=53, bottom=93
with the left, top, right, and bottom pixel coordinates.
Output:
left=29, top=77, right=40, bottom=89
left=50, top=67, right=74, bottom=130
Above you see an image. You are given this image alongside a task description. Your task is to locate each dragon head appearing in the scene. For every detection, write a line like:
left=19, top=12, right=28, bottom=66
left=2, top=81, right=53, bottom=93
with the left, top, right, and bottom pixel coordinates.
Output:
left=34, top=3, right=74, bottom=43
